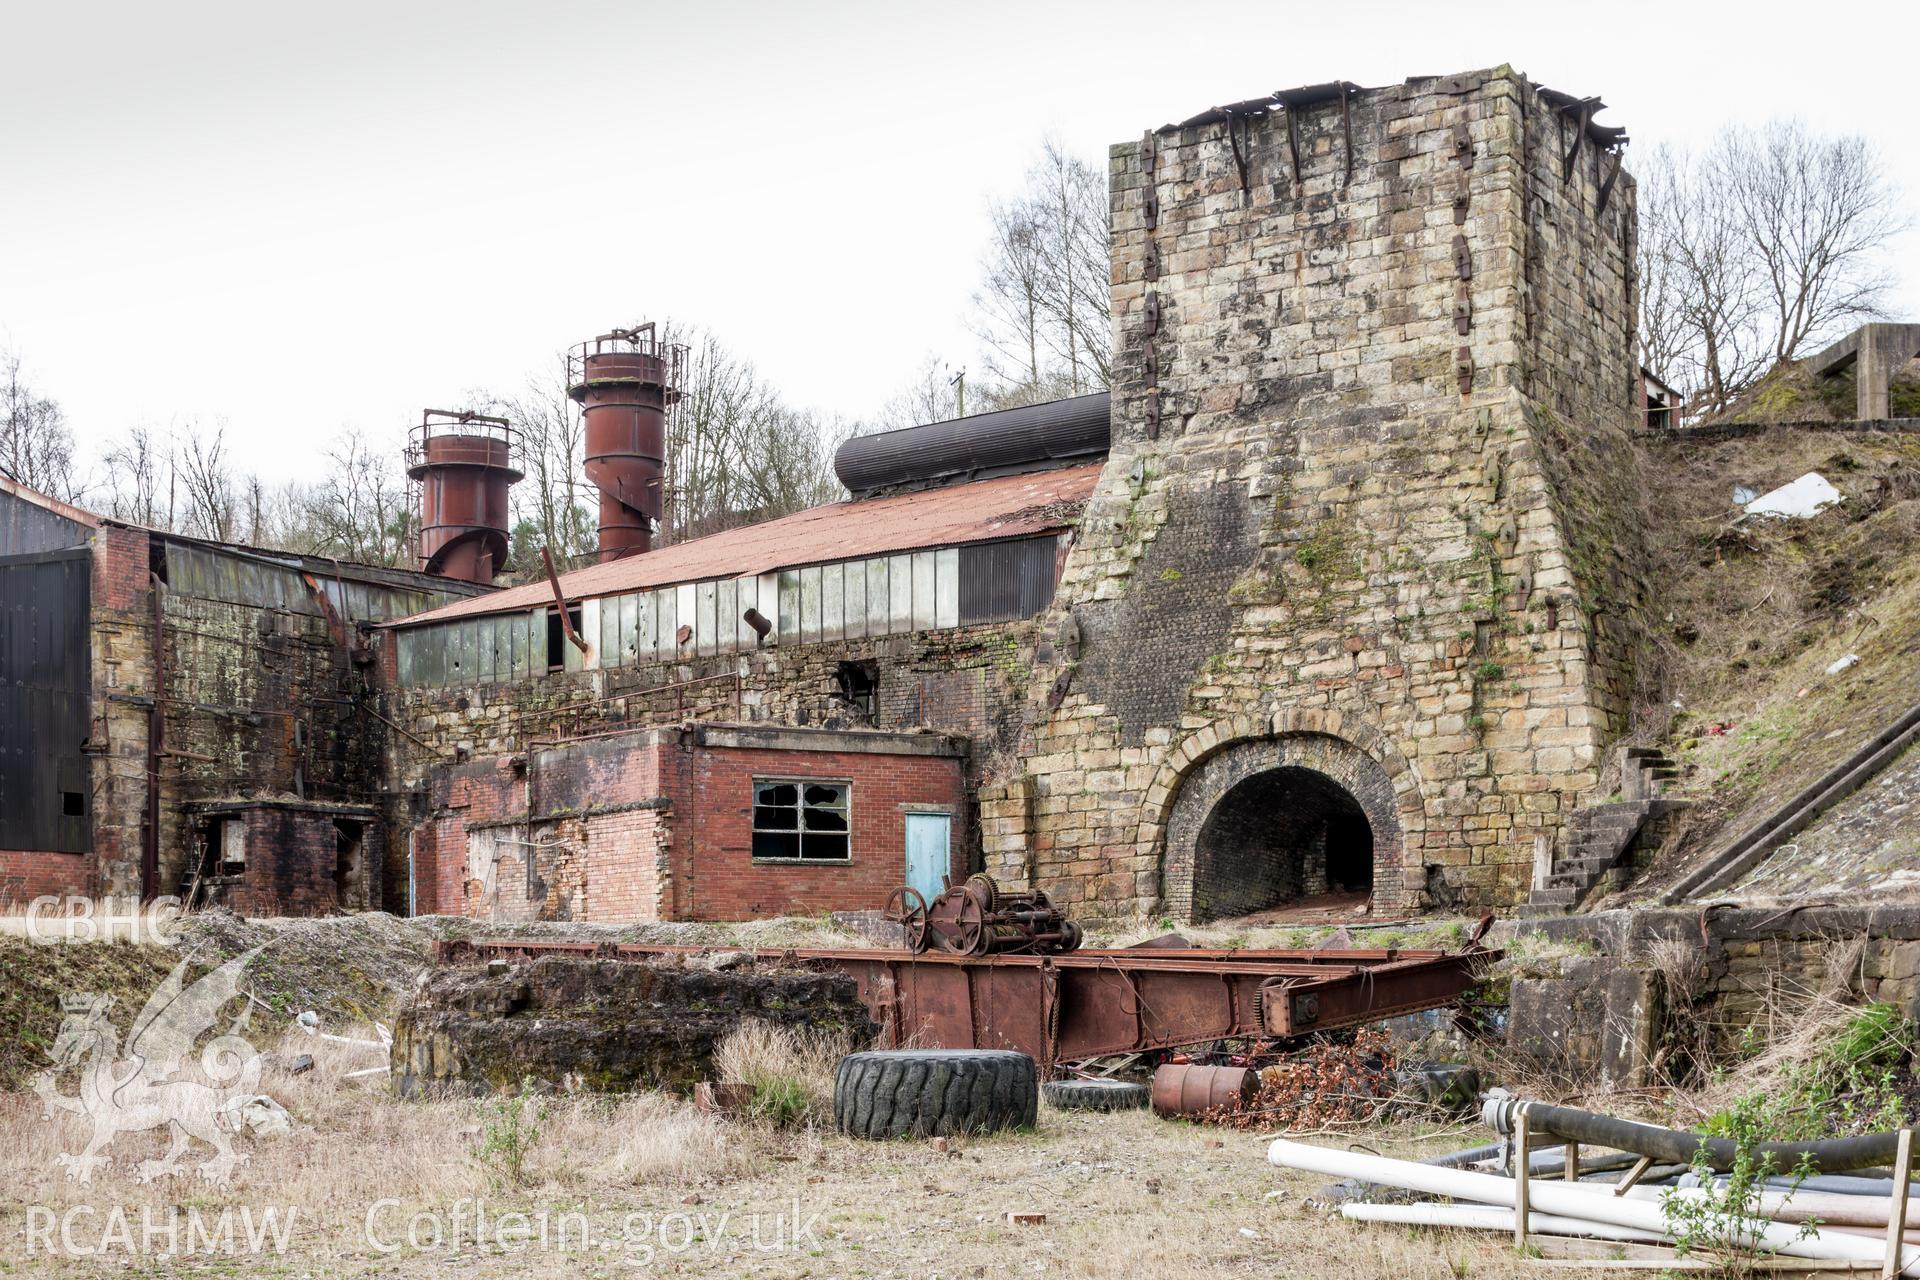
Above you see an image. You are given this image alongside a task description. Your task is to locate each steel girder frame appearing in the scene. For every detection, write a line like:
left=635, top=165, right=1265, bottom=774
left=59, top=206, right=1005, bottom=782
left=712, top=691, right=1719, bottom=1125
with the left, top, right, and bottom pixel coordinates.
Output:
left=435, top=939, right=1497, bottom=1072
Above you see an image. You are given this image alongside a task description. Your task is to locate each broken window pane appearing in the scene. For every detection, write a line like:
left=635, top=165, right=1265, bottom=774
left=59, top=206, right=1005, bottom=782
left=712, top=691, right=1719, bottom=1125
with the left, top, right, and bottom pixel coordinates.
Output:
left=752, top=779, right=849, bottom=860
left=752, top=830, right=800, bottom=859
left=803, top=805, right=848, bottom=832
left=802, top=833, right=849, bottom=860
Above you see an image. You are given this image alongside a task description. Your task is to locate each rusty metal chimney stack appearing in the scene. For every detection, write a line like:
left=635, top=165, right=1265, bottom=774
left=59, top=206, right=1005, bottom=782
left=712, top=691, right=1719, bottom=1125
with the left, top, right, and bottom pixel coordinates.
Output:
left=406, top=409, right=522, bottom=584
left=568, top=324, right=685, bottom=562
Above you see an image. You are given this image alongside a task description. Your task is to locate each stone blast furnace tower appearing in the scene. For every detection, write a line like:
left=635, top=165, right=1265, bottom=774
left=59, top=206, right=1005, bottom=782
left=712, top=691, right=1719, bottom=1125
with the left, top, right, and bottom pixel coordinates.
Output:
left=982, top=68, right=1651, bottom=922
left=407, top=409, right=521, bottom=584
left=568, top=323, right=686, bottom=561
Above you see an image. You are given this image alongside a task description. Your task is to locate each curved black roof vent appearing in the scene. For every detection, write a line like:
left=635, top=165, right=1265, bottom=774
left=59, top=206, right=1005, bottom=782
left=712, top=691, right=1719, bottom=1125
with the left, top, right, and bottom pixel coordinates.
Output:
left=835, top=392, right=1110, bottom=497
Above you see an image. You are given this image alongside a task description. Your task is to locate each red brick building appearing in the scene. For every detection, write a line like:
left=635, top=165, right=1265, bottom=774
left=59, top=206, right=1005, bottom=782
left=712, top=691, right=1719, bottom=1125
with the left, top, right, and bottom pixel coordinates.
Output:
left=409, top=723, right=968, bottom=922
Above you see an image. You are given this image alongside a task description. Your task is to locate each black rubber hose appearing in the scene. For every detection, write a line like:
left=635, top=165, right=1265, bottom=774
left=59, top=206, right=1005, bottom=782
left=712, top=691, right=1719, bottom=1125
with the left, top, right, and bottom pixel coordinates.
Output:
left=1484, top=1098, right=1904, bottom=1174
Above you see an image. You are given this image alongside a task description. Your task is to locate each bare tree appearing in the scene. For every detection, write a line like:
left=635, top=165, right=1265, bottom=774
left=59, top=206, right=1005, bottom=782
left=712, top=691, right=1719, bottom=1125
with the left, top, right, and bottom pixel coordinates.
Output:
left=1, top=346, right=80, bottom=501
left=481, top=366, right=596, bottom=569
left=971, top=138, right=1111, bottom=402
left=1637, top=122, right=1903, bottom=414
left=1031, top=137, right=1113, bottom=390
left=295, top=429, right=413, bottom=566
left=660, top=326, right=845, bottom=543
left=100, top=425, right=173, bottom=527
left=1634, top=147, right=1691, bottom=384
left=1719, top=122, right=1903, bottom=365
left=874, top=354, right=967, bottom=430
left=975, top=201, right=1049, bottom=387
left=175, top=422, right=237, bottom=541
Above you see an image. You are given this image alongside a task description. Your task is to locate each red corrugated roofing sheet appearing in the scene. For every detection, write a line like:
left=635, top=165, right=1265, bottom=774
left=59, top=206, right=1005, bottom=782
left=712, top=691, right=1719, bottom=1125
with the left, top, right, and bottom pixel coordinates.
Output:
left=388, top=463, right=1103, bottom=628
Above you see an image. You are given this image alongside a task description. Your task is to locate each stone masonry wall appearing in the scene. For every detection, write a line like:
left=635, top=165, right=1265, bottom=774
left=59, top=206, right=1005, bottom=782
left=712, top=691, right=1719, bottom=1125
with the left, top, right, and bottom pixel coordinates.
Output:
left=1500, top=906, right=1920, bottom=1088
left=985, top=68, right=1645, bottom=921
left=85, top=524, right=156, bottom=898
left=384, top=620, right=1039, bottom=766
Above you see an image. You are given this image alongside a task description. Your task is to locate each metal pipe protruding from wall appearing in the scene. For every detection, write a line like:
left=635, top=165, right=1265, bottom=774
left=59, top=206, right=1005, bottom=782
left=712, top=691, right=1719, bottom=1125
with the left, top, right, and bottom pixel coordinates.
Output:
left=566, top=324, right=686, bottom=563
left=406, top=410, right=522, bottom=584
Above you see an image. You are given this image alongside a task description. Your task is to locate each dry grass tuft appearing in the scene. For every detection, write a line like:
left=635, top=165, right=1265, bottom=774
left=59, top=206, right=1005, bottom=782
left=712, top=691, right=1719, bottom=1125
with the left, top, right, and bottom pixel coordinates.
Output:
left=714, top=1020, right=850, bottom=1129
left=597, top=1092, right=748, bottom=1184
left=1821, top=933, right=1871, bottom=999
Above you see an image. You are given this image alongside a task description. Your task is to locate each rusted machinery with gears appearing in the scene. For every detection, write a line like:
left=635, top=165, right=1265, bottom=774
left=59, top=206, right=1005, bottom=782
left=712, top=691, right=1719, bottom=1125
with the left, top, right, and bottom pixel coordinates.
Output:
left=883, top=874, right=1083, bottom=956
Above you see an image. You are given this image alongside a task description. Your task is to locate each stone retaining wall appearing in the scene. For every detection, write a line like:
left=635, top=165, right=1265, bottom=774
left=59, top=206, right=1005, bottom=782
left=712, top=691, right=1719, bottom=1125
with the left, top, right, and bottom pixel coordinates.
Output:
left=1497, top=906, right=1920, bottom=1087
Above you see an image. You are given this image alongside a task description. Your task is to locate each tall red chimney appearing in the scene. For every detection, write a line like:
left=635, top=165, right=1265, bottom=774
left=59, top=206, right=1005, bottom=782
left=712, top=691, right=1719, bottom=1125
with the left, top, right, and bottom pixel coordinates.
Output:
left=568, top=324, right=685, bottom=562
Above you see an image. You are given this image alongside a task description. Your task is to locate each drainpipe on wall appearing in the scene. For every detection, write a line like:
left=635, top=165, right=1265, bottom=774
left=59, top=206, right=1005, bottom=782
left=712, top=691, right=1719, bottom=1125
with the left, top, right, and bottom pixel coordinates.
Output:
left=143, top=571, right=166, bottom=900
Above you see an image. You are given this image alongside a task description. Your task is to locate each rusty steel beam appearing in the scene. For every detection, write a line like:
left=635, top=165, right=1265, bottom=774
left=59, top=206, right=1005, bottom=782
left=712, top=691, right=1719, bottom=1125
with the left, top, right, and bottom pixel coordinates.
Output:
left=540, top=546, right=588, bottom=653
left=433, top=939, right=1498, bottom=1072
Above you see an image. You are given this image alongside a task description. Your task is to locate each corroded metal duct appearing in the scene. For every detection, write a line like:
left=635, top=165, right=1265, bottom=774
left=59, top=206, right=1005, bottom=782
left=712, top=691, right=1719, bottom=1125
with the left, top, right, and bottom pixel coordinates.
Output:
left=833, top=392, right=1109, bottom=497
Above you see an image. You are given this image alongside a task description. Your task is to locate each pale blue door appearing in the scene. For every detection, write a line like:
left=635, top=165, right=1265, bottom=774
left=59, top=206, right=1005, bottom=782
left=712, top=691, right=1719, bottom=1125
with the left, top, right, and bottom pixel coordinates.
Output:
left=904, top=812, right=951, bottom=901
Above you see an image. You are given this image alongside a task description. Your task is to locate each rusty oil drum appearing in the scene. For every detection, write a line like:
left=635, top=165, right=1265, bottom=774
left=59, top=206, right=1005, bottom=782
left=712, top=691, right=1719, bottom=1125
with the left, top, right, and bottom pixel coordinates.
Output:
left=1150, top=1063, right=1258, bottom=1118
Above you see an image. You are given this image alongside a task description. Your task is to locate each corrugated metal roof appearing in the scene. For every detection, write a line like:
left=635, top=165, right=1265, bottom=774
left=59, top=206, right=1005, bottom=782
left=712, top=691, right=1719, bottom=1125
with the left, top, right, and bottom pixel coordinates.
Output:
left=388, top=462, right=1104, bottom=628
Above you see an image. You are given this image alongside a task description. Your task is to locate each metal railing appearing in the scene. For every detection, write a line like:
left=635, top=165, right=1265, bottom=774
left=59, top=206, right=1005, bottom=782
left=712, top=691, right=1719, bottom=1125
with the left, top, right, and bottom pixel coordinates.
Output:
left=564, top=323, right=688, bottom=397
left=404, top=408, right=522, bottom=475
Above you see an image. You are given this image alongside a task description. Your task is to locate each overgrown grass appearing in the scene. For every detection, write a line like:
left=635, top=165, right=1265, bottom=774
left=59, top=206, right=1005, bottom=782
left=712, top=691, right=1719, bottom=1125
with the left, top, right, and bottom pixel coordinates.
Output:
left=713, top=1020, right=850, bottom=1130
left=599, top=1092, right=745, bottom=1184
left=1700, top=1002, right=1912, bottom=1141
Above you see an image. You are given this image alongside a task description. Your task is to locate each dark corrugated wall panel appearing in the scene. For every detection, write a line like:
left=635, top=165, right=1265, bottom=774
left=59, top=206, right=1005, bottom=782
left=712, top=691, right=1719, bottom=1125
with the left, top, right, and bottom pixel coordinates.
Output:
left=958, top=536, right=1058, bottom=626
left=0, top=488, right=90, bottom=557
left=0, top=548, right=91, bottom=853
left=165, top=542, right=453, bottom=621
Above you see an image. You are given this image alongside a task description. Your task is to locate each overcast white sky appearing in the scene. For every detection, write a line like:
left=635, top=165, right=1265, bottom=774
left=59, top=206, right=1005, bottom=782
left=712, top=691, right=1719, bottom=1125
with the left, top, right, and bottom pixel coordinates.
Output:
left=2, top=0, right=1913, bottom=485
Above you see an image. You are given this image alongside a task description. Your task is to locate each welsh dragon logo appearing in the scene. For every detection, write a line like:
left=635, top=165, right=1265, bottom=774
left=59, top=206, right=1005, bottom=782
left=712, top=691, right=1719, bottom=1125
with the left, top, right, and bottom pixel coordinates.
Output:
left=32, top=945, right=268, bottom=1185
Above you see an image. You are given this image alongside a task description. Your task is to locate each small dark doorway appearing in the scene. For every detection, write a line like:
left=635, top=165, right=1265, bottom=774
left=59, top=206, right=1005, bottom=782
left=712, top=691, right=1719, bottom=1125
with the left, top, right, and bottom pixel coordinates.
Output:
left=334, top=818, right=365, bottom=904
left=1190, top=766, right=1373, bottom=922
left=835, top=661, right=879, bottom=725
left=546, top=604, right=582, bottom=670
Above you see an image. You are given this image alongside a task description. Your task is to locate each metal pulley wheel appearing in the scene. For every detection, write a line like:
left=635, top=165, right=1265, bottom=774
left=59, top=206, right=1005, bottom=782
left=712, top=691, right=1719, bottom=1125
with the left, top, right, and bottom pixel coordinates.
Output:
left=883, top=886, right=930, bottom=953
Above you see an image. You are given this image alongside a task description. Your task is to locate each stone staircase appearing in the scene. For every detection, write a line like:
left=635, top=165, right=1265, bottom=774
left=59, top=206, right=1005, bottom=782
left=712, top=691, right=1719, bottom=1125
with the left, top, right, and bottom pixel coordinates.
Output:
left=1519, top=747, right=1689, bottom=917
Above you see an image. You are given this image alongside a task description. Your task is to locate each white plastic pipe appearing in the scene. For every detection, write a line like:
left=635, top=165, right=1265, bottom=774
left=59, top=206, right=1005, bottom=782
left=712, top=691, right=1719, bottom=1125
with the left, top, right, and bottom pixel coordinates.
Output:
left=1269, top=1139, right=1920, bottom=1275
left=1623, top=1183, right=1920, bottom=1230
left=1341, top=1201, right=1671, bottom=1244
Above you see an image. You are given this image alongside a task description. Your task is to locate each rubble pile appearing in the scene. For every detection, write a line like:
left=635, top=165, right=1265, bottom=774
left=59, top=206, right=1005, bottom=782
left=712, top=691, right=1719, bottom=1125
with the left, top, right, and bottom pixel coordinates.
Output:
left=390, top=954, right=877, bottom=1097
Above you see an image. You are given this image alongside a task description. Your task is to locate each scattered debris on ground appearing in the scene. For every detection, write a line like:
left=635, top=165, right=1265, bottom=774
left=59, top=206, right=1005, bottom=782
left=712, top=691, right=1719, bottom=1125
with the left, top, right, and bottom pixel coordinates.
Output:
left=1743, top=470, right=1843, bottom=519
